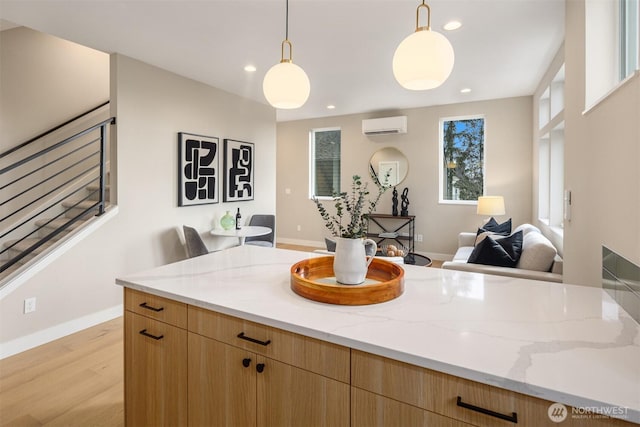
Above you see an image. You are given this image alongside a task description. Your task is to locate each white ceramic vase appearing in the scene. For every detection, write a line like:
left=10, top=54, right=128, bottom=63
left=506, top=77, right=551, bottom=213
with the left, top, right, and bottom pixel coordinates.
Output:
left=333, top=237, right=377, bottom=285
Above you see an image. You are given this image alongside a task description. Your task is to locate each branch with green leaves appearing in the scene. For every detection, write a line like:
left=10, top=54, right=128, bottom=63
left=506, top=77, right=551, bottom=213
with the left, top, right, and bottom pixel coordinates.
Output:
left=313, top=169, right=390, bottom=239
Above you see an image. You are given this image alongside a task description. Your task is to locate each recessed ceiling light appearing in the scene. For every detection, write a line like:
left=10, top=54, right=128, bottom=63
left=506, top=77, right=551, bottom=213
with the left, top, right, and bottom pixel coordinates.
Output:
left=327, top=105, right=336, bottom=110
left=443, top=21, right=462, bottom=31
left=244, top=65, right=257, bottom=72
left=460, top=88, right=472, bottom=94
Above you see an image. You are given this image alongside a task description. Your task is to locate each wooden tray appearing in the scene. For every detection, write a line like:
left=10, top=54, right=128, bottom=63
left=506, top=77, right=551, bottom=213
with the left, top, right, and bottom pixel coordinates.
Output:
left=290, top=256, right=404, bottom=305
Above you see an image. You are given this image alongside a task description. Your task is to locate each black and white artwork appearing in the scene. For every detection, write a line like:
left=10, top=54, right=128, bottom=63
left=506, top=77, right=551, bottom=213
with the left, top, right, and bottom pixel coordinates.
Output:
left=223, top=139, right=254, bottom=202
left=178, top=132, right=219, bottom=206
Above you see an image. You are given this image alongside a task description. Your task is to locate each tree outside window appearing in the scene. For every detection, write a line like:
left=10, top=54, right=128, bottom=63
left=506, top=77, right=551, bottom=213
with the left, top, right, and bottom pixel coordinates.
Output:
left=310, top=128, right=341, bottom=198
left=440, top=117, right=485, bottom=202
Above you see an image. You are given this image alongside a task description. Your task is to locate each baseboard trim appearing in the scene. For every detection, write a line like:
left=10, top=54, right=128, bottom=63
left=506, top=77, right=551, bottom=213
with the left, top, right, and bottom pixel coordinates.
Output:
left=0, top=304, right=123, bottom=360
left=277, top=237, right=324, bottom=248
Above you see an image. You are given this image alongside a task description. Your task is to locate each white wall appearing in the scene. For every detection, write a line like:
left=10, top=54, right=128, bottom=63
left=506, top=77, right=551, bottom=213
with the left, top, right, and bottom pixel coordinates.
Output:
left=0, top=53, right=275, bottom=355
left=0, top=27, right=109, bottom=146
left=276, top=97, right=533, bottom=259
left=561, top=0, right=640, bottom=287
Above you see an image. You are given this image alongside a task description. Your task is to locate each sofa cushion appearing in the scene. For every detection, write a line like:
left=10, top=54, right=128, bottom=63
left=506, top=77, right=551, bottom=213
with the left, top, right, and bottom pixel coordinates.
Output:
left=468, top=231, right=523, bottom=268
left=517, top=231, right=557, bottom=272
left=482, top=217, right=512, bottom=234
left=513, top=223, right=541, bottom=236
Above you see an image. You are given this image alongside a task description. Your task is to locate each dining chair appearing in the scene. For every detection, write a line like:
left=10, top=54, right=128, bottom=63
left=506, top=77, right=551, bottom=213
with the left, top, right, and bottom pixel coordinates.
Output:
left=183, top=225, right=210, bottom=258
left=244, top=214, right=275, bottom=247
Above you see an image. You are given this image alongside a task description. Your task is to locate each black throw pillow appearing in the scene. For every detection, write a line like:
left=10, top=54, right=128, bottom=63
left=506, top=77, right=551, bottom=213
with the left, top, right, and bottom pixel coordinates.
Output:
left=468, top=230, right=523, bottom=268
left=482, top=217, right=512, bottom=235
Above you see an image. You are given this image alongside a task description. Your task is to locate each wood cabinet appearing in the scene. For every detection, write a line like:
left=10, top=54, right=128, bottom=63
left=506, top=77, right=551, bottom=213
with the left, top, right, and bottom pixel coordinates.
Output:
left=188, top=306, right=350, bottom=427
left=351, top=349, right=634, bottom=427
left=124, top=293, right=188, bottom=426
left=124, top=289, right=634, bottom=427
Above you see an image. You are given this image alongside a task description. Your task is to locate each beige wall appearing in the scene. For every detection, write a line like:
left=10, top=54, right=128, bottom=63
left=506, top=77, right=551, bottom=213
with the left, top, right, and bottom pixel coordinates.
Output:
left=0, top=27, right=109, bottom=146
left=277, top=97, right=533, bottom=258
left=561, top=0, right=640, bottom=287
left=0, top=54, right=275, bottom=353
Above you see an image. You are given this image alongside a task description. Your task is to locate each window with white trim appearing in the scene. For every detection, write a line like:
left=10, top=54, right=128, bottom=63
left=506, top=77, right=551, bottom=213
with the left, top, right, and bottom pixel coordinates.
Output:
left=439, top=116, right=485, bottom=203
left=309, top=128, right=341, bottom=198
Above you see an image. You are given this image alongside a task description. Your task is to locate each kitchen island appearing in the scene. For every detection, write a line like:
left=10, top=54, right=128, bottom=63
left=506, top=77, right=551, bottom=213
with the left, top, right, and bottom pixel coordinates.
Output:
left=116, top=245, right=639, bottom=426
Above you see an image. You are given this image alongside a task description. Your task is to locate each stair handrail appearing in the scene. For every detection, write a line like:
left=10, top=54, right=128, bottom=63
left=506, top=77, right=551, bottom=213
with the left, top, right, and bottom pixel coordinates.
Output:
left=1, top=107, right=115, bottom=277
left=0, top=100, right=110, bottom=160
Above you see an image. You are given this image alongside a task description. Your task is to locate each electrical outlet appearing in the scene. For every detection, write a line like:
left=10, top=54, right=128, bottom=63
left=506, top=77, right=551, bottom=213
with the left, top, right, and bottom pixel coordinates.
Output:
left=296, top=225, right=301, bottom=231
left=417, top=234, right=423, bottom=242
left=24, top=297, right=36, bottom=314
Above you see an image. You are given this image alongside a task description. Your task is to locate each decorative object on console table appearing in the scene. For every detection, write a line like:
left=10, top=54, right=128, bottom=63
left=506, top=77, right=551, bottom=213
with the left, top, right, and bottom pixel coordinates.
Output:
left=400, top=187, right=409, bottom=216
left=220, top=211, right=235, bottom=230
left=313, top=173, right=391, bottom=285
left=223, top=139, right=254, bottom=202
left=178, top=132, right=219, bottom=206
left=392, top=187, right=398, bottom=216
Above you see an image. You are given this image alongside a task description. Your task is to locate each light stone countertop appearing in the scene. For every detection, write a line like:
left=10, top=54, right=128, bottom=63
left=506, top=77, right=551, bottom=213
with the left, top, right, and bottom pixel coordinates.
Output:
left=116, top=245, right=640, bottom=423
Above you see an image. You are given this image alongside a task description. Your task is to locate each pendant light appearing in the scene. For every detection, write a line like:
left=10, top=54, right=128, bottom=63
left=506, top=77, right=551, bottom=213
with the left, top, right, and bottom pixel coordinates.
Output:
left=263, top=0, right=310, bottom=109
left=393, top=0, right=455, bottom=90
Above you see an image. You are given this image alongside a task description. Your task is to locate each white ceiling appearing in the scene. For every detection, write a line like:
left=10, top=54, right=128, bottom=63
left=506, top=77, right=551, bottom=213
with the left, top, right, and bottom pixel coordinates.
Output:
left=0, top=0, right=565, bottom=122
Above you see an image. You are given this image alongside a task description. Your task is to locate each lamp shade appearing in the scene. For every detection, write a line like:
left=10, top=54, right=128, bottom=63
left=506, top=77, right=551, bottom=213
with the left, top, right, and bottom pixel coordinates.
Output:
left=393, top=29, right=454, bottom=90
left=262, top=61, right=310, bottom=109
left=477, top=196, right=505, bottom=216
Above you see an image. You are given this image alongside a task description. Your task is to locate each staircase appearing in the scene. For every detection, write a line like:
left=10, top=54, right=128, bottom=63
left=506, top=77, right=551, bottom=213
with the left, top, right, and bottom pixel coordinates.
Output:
left=0, top=102, right=115, bottom=286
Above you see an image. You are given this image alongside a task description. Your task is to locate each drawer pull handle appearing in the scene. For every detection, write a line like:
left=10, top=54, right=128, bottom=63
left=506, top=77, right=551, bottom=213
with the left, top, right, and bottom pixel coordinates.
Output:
left=139, top=329, right=164, bottom=341
left=456, top=396, right=518, bottom=423
left=256, top=363, right=265, bottom=373
left=242, top=358, right=252, bottom=368
left=139, top=302, right=164, bottom=312
left=237, top=332, right=271, bottom=346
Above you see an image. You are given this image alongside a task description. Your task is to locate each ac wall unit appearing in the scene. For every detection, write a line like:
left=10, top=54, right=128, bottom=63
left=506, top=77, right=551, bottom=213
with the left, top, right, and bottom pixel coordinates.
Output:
left=362, top=116, right=407, bottom=135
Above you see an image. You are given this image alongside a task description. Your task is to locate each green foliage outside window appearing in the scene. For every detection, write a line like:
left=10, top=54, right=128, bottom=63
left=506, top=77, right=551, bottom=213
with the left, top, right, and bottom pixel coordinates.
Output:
left=442, top=118, right=484, bottom=201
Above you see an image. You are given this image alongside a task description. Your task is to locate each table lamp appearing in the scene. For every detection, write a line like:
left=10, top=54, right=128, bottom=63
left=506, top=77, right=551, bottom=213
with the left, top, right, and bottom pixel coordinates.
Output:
left=477, top=196, right=505, bottom=225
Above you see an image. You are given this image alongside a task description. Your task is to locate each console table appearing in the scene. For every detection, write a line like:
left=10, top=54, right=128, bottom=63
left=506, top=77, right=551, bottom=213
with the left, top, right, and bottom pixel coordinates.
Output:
left=366, top=214, right=417, bottom=262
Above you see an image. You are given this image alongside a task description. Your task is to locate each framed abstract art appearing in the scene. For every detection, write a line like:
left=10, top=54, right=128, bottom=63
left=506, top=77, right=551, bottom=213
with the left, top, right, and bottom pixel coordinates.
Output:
left=178, top=132, right=220, bottom=206
left=223, top=139, right=254, bottom=202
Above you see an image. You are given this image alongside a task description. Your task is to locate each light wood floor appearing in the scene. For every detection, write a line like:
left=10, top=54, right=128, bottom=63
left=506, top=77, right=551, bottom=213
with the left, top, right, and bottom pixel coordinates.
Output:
left=0, top=245, right=441, bottom=427
left=0, top=317, right=124, bottom=427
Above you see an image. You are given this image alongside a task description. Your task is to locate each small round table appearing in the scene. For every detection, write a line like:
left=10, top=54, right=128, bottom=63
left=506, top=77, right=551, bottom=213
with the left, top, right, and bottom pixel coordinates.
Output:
left=404, top=253, right=432, bottom=267
left=210, top=226, right=272, bottom=246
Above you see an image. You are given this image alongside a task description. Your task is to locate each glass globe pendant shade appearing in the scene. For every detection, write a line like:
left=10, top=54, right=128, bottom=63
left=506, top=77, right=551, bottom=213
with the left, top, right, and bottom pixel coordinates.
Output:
left=263, top=60, right=310, bottom=109
left=393, top=29, right=455, bottom=90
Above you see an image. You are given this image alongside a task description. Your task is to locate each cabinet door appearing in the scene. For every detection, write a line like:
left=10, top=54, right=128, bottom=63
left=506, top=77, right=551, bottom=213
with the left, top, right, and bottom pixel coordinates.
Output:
left=188, top=333, right=256, bottom=427
left=256, top=356, right=349, bottom=427
left=124, top=311, right=187, bottom=426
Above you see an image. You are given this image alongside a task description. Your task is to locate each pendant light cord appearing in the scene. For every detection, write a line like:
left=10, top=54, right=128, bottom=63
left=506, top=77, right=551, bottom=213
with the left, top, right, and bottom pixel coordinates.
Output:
left=285, top=0, right=289, bottom=40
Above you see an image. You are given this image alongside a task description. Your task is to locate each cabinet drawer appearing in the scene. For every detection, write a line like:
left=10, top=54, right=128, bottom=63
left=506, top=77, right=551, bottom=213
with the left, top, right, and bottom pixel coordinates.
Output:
left=353, top=350, right=634, bottom=427
left=188, top=306, right=350, bottom=383
left=124, top=288, right=187, bottom=328
left=352, top=387, right=473, bottom=427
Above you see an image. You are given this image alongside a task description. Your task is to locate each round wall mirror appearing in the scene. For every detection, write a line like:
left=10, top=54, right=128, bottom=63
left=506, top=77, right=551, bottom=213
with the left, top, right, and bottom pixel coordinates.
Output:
left=369, top=147, right=409, bottom=187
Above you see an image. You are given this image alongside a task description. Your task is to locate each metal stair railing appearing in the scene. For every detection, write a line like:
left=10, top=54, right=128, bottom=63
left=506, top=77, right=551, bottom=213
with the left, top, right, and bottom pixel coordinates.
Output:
left=0, top=103, right=115, bottom=275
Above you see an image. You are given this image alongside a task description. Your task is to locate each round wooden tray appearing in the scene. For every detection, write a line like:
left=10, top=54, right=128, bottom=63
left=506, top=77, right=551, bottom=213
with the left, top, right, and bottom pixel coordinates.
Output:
left=290, top=256, right=404, bottom=305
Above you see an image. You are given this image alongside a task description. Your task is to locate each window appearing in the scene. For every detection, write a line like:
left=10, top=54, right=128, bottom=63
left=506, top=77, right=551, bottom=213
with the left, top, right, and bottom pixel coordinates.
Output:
left=620, top=0, right=639, bottom=80
left=537, top=62, right=565, bottom=233
left=439, top=116, right=485, bottom=203
left=310, top=128, right=341, bottom=198
left=585, top=0, right=639, bottom=106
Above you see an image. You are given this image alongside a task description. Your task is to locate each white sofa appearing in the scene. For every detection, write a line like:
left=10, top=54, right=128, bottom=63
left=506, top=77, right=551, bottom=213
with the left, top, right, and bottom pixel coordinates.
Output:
left=441, top=224, right=563, bottom=282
